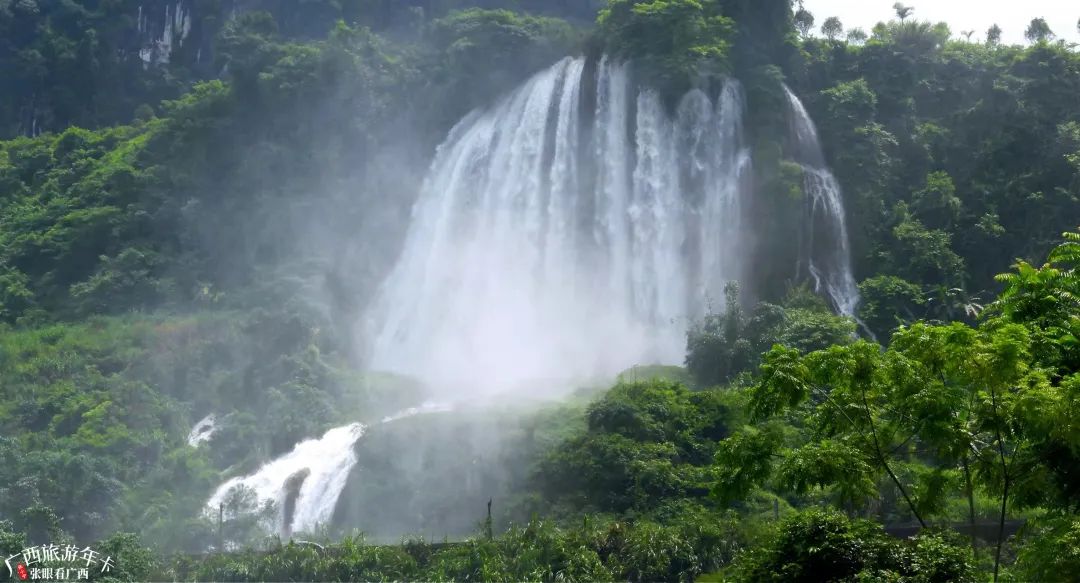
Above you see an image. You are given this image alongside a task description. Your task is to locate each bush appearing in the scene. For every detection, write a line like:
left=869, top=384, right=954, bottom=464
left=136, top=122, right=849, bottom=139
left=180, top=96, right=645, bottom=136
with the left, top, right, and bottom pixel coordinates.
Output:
left=730, top=509, right=975, bottom=582
left=538, top=379, right=738, bottom=514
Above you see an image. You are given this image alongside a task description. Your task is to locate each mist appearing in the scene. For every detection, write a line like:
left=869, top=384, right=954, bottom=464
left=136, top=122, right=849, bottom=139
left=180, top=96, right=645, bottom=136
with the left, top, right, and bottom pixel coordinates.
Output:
left=187, top=36, right=864, bottom=545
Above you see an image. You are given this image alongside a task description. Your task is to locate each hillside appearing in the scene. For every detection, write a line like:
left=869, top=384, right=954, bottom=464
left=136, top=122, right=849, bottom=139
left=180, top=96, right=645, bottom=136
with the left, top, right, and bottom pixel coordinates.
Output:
left=1, top=1, right=1079, bottom=581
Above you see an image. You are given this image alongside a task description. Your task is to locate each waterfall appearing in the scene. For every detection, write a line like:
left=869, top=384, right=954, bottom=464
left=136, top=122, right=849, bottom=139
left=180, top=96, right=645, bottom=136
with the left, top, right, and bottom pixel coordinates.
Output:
left=138, top=1, right=192, bottom=66
left=365, top=57, right=752, bottom=393
left=205, top=403, right=451, bottom=539
left=207, top=423, right=365, bottom=538
left=187, top=413, right=217, bottom=447
left=783, top=86, right=860, bottom=316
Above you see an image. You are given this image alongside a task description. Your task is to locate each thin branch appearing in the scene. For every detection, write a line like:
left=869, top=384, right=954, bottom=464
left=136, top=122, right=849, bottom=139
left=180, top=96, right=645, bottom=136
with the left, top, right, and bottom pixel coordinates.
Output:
left=859, top=382, right=927, bottom=529
left=889, top=425, right=922, bottom=456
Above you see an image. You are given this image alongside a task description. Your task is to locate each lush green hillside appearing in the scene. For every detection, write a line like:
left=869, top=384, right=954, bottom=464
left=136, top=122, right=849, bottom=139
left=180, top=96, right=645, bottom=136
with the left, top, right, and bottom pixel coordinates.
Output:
left=794, top=28, right=1080, bottom=339
left=1, top=1, right=1079, bottom=581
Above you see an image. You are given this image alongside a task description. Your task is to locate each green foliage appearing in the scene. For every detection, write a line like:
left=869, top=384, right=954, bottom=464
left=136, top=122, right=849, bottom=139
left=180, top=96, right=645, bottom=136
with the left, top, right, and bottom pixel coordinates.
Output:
left=428, top=8, right=581, bottom=124
left=166, top=515, right=739, bottom=583
left=912, top=171, right=961, bottom=229
left=857, top=275, right=926, bottom=339
left=69, top=248, right=171, bottom=314
left=711, top=423, right=784, bottom=505
left=989, top=228, right=1080, bottom=373
left=3, top=0, right=582, bottom=138
left=730, top=509, right=975, bottom=582
left=820, top=17, right=843, bottom=42
left=538, top=378, right=741, bottom=515
left=821, top=79, right=877, bottom=129
left=793, top=6, right=813, bottom=39
left=1024, top=18, right=1054, bottom=44
left=685, top=283, right=757, bottom=387
left=0, top=519, right=27, bottom=557
left=1, top=3, right=1079, bottom=581
left=0, top=308, right=400, bottom=547
left=617, top=364, right=694, bottom=386
left=685, top=283, right=855, bottom=387
left=799, top=17, right=1080, bottom=299
left=846, top=28, right=868, bottom=45
left=714, top=231, right=1080, bottom=576
left=0, top=21, right=429, bottom=323
left=215, top=485, right=278, bottom=549
left=95, top=532, right=158, bottom=583
left=598, top=0, right=735, bottom=96
left=887, top=211, right=966, bottom=287
left=1008, top=516, right=1080, bottom=581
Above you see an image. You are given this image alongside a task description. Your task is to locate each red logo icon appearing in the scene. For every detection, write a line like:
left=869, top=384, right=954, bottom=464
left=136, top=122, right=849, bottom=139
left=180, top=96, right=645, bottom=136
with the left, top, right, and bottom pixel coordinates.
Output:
left=16, top=563, right=27, bottom=580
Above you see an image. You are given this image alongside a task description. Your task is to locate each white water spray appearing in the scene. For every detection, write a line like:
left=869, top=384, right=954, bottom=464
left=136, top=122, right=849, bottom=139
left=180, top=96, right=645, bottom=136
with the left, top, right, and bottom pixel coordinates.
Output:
left=187, top=413, right=217, bottom=447
left=138, top=1, right=192, bottom=66
left=207, top=423, right=364, bottom=538
left=783, top=85, right=860, bottom=316
left=206, top=404, right=452, bottom=538
left=365, top=57, right=752, bottom=393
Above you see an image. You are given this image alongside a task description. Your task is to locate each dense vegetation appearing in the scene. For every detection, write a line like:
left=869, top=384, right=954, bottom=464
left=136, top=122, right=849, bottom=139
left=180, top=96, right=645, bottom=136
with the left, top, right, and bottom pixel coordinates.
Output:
left=1, top=0, right=1079, bottom=581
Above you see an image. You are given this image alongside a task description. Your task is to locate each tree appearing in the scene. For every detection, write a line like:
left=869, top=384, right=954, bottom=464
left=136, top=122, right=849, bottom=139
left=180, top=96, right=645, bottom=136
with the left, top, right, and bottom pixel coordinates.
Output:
left=685, top=284, right=855, bottom=387
left=886, top=211, right=967, bottom=287
left=857, top=275, right=926, bottom=339
left=986, top=23, right=1002, bottom=45
left=1024, top=17, right=1054, bottom=43
left=793, top=5, right=814, bottom=38
left=989, top=229, right=1080, bottom=373
left=912, top=171, right=962, bottom=229
left=821, top=16, right=843, bottom=41
left=743, top=322, right=1063, bottom=582
left=846, top=28, right=868, bottom=44
left=747, top=342, right=932, bottom=526
left=598, top=0, right=736, bottom=88
left=893, top=3, right=914, bottom=23
left=886, top=323, right=1051, bottom=582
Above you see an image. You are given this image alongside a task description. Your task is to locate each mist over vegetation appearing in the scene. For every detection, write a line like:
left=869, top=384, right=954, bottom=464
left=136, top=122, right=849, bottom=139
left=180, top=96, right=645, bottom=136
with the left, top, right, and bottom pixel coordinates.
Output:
left=1, top=0, right=1079, bottom=581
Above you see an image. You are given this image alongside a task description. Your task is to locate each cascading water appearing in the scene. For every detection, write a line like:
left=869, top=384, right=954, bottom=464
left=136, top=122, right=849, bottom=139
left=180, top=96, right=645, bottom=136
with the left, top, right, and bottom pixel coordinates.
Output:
left=137, top=1, right=193, bottom=66
left=365, top=56, right=752, bottom=393
left=206, top=403, right=451, bottom=539
left=207, top=423, right=365, bottom=538
left=783, top=85, right=861, bottom=316
left=187, top=413, right=217, bottom=447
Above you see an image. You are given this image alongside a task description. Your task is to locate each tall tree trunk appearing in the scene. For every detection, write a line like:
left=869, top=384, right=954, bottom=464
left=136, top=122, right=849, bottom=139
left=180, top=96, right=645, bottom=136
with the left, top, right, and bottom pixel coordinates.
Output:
left=994, top=472, right=1008, bottom=583
left=990, top=386, right=1010, bottom=583
left=963, top=457, right=977, bottom=555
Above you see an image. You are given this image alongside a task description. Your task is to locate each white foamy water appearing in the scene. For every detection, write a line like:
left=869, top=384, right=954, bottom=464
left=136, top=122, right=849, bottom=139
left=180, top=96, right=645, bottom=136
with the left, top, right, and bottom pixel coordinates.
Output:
left=365, top=57, right=752, bottom=394
left=187, top=413, right=216, bottom=447
left=783, top=85, right=861, bottom=316
left=138, top=1, right=192, bottom=66
left=207, top=423, right=365, bottom=537
left=206, top=404, right=453, bottom=538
